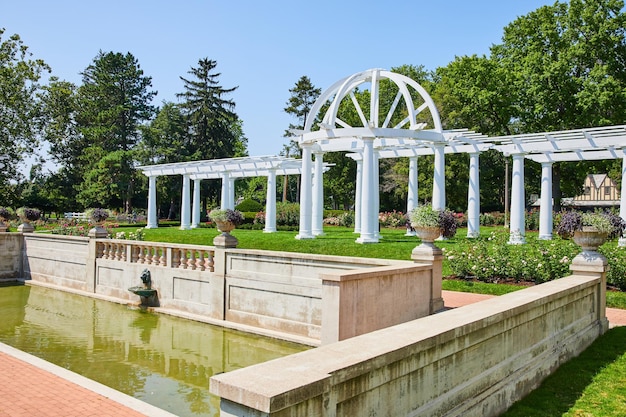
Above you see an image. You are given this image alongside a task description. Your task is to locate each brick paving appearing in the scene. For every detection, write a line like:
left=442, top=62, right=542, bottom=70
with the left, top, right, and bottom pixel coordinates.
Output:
left=0, top=290, right=622, bottom=417
left=0, top=343, right=175, bottom=417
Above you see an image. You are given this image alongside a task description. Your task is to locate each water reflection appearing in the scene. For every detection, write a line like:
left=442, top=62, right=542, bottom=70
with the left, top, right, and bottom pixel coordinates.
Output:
left=0, top=283, right=307, bottom=416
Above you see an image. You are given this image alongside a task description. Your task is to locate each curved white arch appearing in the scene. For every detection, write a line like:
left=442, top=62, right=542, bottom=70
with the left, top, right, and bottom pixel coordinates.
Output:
left=302, top=68, right=442, bottom=142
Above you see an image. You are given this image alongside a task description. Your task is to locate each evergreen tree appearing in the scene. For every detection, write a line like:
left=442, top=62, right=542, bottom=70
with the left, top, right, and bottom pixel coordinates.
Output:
left=176, top=58, right=247, bottom=206
left=73, top=51, right=156, bottom=212
left=282, top=76, right=321, bottom=202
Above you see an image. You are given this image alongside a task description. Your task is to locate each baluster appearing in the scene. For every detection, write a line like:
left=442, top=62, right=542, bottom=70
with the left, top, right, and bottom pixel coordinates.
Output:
left=138, top=246, right=146, bottom=264
left=96, top=242, right=104, bottom=258
left=207, top=252, right=215, bottom=272
left=197, top=251, right=205, bottom=271
left=160, top=248, right=167, bottom=266
left=101, top=242, right=108, bottom=260
left=187, top=251, right=196, bottom=270
left=130, top=245, right=138, bottom=263
left=172, top=249, right=180, bottom=268
left=113, top=243, right=121, bottom=261
left=152, top=247, right=160, bottom=266
left=180, top=250, right=188, bottom=269
left=145, top=246, right=153, bottom=265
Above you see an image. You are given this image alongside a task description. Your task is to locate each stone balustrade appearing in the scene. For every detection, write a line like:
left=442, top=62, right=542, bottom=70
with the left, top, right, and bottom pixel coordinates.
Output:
left=96, top=240, right=214, bottom=272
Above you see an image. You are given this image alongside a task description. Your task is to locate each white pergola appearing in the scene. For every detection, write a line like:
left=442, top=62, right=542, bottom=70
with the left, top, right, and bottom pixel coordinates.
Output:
left=138, top=155, right=329, bottom=232
left=292, top=68, right=498, bottom=243
left=137, top=69, right=625, bottom=246
left=490, top=125, right=626, bottom=244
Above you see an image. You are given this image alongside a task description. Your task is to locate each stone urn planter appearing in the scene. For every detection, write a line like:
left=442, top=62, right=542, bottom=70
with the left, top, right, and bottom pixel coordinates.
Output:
left=413, top=226, right=441, bottom=249
left=572, top=227, right=608, bottom=252
left=209, top=208, right=244, bottom=248
left=87, top=208, right=110, bottom=238
left=215, top=220, right=236, bottom=234
left=16, top=207, right=40, bottom=233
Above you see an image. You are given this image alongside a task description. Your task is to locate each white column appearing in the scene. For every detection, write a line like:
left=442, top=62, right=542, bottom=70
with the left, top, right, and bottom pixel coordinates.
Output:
left=508, top=154, right=526, bottom=244
left=407, top=156, right=419, bottom=213
left=264, top=169, right=277, bottom=233
left=356, top=138, right=378, bottom=243
left=405, top=156, right=418, bottom=236
left=618, top=149, right=626, bottom=246
left=296, top=143, right=314, bottom=239
left=538, top=162, right=554, bottom=240
left=432, top=143, right=446, bottom=211
left=220, top=172, right=230, bottom=209
left=374, top=150, right=381, bottom=239
left=228, top=176, right=236, bottom=209
left=191, top=178, right=201, bottom=228
left=467, top=152, right=480, bottom=238
left=353, top=157, right=363, bottom=234
left=312, top=151, right=325, bottom=236
left=180, top=174, right=191, bottom=230
left=146, top=175, right=158, bottom=229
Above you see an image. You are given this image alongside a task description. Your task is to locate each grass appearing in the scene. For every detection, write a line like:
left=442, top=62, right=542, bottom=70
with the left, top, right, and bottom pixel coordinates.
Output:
left=113, top=223, right=626, bottom=415
left=129, top=224, right=626, bottom=306
left=502, top=327, right=626, bottom=417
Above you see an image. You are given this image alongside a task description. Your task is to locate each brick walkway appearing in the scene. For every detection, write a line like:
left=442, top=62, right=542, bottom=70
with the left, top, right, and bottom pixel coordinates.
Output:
left=0, top=291, right=622, bottom=417
left=0, top=343, right=175, bottom=417
left=441, top=290, right=626, bottom=328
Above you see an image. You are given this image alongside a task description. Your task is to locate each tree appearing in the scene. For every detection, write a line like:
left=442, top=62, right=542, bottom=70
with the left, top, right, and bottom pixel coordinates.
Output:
left=0, top=29, right=50, bottom=205
left=177, top=58, right=247, bottom=207
left=73, top=51, right=156, bottom=212
left=282, top=76, right=321, bottom=202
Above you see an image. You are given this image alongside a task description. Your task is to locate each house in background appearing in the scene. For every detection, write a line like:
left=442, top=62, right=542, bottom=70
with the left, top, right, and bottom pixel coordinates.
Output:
left=563, top=174, right=621, bottom=210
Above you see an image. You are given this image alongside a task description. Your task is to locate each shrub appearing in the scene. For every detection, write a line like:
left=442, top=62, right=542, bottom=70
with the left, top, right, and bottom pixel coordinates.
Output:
left=599, top=244, right=626, bottom=290
left=338, top=212, right=354, bottom=227
left=276, top=202, right=299, bottom=226
left=379, top=210, right=405, bottom=228
left=235, top=199, right=263, bottom=213
left=253, top=211, right=265, bottom=225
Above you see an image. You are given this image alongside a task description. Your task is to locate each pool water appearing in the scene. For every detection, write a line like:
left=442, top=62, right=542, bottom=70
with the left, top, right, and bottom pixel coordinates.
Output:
left=0, top=283, right=308, bottom=416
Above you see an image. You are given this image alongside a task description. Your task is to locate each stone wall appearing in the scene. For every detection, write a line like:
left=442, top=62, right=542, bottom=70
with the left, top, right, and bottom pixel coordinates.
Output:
left=0, top=233, right=22, bottom=279
left=2, top=233, right=438, bottom=346
left=210, top=264, right=608, bottom=416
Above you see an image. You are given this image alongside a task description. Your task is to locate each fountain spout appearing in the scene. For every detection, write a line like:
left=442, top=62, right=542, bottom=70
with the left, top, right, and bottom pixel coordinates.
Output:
left=128, top=269, right=159, bottom=307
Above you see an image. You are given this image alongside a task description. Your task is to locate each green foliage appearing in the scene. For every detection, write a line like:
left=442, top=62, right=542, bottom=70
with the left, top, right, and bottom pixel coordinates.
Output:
left=323, top=212, right=354, bottom=227
left=208, top=208, right=244, bottom=226
left=378, top=211, right=406, bottom=228
left=502, top=327, right=626, bottom=417
left=235, top=198, right=263, bottom=212
left=599, top=244, right=626, bottom=291
left=276, top=202, right=300, bottom=226
left=114, top=228, right=145, bottom=241
left=409, top=205, right=440, bottom=228
left=0, top=29, right=50, bottom=201
left=445, top=231, right=579, bottom=284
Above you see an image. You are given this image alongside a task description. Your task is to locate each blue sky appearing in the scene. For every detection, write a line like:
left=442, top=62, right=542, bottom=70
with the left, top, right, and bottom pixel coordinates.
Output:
left=4, top=1, right=555, bottom=159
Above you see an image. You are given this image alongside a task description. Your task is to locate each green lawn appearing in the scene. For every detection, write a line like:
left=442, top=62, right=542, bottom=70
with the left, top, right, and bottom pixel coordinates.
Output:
left=119, top=223, right=626, bottom=415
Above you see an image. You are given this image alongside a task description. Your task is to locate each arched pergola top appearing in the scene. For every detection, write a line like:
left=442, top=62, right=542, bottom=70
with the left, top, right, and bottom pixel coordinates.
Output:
left=138, top=155, right=327, bottom=180
left=296, top=68, right=445, bottom=150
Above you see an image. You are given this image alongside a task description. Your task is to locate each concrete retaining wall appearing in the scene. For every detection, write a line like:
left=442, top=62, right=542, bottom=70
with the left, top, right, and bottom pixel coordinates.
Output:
left=0, top=233, right=22, bottom=279
left=210, top=257, right=609, bottom=416
left=0, top=233, right=437, bottom=345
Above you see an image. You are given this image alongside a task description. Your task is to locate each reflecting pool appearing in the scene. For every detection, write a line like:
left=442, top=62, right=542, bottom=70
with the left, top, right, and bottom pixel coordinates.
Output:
left=0, top=283, right=308, bottom=416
